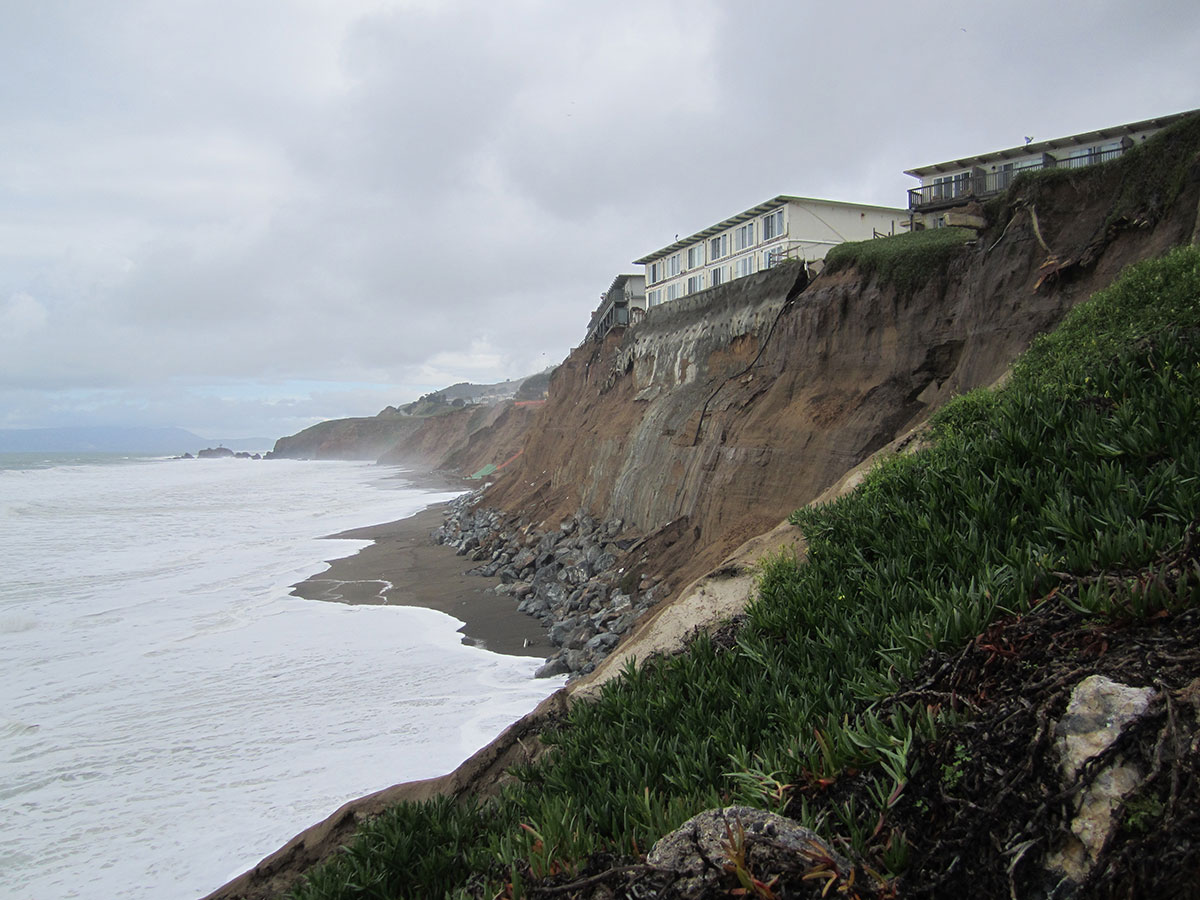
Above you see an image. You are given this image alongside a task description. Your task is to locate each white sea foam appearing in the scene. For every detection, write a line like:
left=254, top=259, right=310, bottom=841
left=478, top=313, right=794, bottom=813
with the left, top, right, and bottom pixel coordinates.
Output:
left=0, top=455, right=563, bottom=899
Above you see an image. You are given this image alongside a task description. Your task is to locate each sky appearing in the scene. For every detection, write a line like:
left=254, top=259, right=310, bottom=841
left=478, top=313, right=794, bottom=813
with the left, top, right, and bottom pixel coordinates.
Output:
left=2, top=1, right=1198, bottom=441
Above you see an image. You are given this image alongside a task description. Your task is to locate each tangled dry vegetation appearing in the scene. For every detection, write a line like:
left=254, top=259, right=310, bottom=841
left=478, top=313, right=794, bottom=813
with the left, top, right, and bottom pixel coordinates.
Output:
left=891, top=539, right=1200, bottom=899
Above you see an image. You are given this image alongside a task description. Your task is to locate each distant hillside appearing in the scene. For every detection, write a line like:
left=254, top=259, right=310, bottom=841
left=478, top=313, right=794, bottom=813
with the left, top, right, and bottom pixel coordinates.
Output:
left=270, top=369, right=554, bottom=461
left=514, top=368, right=553, bottom=400
left=398, top=369, right=554, bottom=414
left=268, top=411, right=427, bottom=461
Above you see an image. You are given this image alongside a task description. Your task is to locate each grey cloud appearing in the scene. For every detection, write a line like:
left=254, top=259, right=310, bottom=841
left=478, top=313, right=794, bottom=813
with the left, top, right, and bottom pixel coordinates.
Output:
left=1, top=0, right=1198, bottom=440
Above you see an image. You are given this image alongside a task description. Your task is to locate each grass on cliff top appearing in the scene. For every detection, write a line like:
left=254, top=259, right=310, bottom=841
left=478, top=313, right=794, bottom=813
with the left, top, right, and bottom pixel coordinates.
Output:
left=289, top=245, right=1200, bottom=899
left=822, top=226, right=975, bottom=294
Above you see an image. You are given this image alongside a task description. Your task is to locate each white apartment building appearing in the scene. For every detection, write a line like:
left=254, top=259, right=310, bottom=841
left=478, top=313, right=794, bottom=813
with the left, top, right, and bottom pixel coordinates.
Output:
left=635, top=195, right=907, bottom=308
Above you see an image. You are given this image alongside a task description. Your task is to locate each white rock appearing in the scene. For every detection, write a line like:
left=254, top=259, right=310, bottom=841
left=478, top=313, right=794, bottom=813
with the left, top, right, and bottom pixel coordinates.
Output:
left=1047, top=675, right=1156, bottom=884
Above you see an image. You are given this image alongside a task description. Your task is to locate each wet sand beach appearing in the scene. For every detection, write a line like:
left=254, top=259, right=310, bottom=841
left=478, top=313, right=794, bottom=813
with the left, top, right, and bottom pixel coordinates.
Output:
left=292, top=504, right=553, bottom=658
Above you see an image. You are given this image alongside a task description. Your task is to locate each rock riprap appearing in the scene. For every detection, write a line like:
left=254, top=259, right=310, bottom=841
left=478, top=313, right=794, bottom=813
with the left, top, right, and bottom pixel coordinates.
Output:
left=433, top=491, right=669, bottom=677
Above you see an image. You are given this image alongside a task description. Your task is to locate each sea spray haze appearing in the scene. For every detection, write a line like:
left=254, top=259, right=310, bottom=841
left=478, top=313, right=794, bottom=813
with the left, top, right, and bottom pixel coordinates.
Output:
left=0, top=455, right=562, bottom=900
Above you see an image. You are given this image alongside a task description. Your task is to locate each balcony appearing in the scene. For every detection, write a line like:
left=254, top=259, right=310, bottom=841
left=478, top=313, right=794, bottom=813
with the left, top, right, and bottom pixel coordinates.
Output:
left=908, top=146, right=1127, bottom=211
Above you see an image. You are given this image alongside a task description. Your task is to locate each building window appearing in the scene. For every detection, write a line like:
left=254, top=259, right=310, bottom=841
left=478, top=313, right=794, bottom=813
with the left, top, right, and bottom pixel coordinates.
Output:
left=710, top=266, right=725, bottom=288
left=647, top=288, right=662, bottom=307
left=762, top=209, right=784, bottom=240
left=734, top=222, right=755, bottom=251
left=687, top=245, right=704, bottom=269
left=710, top=234, right=728, bottom=259
left=667, top=254, right=681, bottom=277
left=735, top=255, right=754, bottom=279
left=762, top=247, right=777, bottom=269
left=932, top=173, right=971, bottom=200
left=996, top=162, right=1015, bottom=191
left=648, top=261, right=659, bottom=284
left=1064, top=144, right=1107, bottom=169
left=666, top=283, right=680, bottom=302
left=687, top=274, right=705, bottom=294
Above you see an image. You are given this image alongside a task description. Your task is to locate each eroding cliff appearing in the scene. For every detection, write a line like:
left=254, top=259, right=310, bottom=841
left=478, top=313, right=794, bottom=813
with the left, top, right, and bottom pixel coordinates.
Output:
left=482, top=147, right=1199, bottom=593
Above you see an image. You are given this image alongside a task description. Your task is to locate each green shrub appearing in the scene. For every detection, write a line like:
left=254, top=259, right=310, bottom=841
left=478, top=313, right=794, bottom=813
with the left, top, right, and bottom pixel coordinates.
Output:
left=289, top=796, right=492, bottom=900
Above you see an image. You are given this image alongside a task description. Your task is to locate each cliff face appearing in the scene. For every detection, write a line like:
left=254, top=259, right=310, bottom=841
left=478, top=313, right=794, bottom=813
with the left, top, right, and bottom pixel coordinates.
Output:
left=482, top=153, right=1200, bottom=590
left=272, top=127, right=1199, bottom=616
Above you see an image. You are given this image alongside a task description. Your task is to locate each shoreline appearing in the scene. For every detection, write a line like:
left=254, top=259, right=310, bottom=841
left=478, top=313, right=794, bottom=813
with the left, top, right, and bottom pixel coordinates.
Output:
left=291, top=501, right=555, bottom=659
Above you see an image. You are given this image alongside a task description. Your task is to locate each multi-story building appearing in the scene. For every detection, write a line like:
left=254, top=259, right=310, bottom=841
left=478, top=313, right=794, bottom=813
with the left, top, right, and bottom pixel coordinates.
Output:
left=634, top=195, right=907, bottom=308
left=905, top=109, right=1196, bottom=220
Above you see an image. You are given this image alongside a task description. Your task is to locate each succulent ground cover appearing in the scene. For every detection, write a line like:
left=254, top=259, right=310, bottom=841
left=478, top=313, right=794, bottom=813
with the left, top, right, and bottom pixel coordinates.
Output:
left=290, top=246, right=1200, bottom=900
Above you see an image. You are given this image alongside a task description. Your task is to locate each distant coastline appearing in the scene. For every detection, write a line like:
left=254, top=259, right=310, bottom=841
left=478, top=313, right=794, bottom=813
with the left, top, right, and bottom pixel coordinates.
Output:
left=0, top=426, right=271, bottom=455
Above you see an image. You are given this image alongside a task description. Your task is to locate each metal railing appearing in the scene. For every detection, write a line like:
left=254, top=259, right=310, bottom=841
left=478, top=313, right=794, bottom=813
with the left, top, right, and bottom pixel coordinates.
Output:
left=762, top=241, right=811, bottom=267
left=908, top=146, right=1128, bottom=210
left=1055, top=146, right=1125, bottom=170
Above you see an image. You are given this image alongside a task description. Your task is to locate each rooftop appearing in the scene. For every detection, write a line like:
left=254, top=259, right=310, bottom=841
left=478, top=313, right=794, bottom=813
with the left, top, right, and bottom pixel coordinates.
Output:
left=634, top=195, right=907, bottom=264
left=904, top=109, right=1197, bottom=178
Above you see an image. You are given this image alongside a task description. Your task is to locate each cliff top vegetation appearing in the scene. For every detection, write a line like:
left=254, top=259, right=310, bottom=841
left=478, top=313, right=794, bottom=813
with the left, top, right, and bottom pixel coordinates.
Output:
left=822, top=226, right=975, bottom=294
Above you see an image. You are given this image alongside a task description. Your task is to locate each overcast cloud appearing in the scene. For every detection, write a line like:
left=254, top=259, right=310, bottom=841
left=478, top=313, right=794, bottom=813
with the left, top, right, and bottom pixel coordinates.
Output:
left=2, top=0, right=1198, bottom=439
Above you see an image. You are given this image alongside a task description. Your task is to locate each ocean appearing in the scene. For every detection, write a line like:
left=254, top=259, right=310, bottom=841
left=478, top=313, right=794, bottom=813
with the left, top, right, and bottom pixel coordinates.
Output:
left=0, top=453, right=562, bottom=899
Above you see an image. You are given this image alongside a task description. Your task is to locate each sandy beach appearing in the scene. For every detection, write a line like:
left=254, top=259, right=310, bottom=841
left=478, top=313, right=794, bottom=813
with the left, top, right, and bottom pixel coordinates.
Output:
left=291, top=504, right=553, bottom=658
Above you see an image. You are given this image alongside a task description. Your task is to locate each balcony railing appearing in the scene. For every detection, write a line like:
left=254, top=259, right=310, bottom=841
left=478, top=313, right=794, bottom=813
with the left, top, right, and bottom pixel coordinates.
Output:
left=762, top=240, right=812, bottom=267
left=908, top=146, right=1128, bottom=210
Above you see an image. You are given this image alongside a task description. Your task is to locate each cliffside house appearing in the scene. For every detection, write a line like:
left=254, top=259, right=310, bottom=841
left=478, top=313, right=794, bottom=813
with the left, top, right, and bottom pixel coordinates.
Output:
left=586, top=274, right=647, bottom=341
left=905, top=108, right=1197, bottom=223
left=634, top=195, right=907, bottom=308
